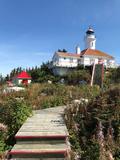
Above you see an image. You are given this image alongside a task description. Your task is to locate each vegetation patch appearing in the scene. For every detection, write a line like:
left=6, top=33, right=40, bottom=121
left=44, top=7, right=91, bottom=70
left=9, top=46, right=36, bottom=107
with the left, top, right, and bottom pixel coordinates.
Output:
left=65, top=86, right=120, bottom=159
left=0, top=98, right=32, bottom=154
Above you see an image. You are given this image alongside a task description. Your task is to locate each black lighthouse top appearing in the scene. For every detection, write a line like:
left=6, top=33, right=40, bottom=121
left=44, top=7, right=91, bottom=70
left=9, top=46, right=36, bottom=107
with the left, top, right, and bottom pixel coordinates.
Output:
left=86, top=27, right=94, bottom=34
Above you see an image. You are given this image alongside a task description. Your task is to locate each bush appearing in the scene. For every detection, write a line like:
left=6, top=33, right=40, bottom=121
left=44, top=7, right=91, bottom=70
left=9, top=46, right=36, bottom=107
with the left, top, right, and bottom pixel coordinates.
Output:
left=0, top=98, right=32, bottom=136
left=41, top=96, right=66, bottom=109
left=66, top=70, right=91, bottom=85
left=0, top=123, right=7, bottom=153
left=40, top=84, right=67, bottom=96
left=104, top=67, right=120, bottom=88
left=81, top=140, right=100, bottom=160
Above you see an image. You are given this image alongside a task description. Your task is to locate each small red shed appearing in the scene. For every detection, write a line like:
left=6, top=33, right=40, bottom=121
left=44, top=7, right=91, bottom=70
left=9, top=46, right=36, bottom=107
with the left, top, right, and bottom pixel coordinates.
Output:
left=13, top=71, right=32, bottom=85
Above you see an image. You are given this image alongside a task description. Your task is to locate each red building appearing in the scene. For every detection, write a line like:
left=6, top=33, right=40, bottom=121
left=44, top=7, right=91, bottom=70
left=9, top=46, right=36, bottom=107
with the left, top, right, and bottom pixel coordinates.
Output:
left=13, top=71, right=32, bottom=85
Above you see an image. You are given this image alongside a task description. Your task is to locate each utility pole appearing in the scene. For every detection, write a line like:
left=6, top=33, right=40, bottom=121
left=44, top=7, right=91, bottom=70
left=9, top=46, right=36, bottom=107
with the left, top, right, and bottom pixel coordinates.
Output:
left=90, top=62, right=96, bottom=86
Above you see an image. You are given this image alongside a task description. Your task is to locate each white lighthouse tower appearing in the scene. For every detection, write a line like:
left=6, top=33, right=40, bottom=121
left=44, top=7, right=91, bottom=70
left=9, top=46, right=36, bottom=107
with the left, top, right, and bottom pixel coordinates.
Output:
left=85, top=27, right=96, bottom=50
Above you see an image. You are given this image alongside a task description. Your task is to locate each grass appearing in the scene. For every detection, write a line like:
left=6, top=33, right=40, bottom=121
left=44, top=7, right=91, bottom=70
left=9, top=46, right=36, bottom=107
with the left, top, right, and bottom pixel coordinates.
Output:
left=0, top=83, right=100, bottom=110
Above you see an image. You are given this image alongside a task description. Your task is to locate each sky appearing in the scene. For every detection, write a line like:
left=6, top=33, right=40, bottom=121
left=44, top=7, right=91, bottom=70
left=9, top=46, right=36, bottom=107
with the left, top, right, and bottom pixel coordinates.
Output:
left=0, top=0, right=120, bottom=75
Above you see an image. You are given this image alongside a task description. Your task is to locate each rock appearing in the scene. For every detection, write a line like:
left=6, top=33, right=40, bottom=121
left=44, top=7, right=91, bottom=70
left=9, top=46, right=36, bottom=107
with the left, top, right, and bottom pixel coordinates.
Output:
left=72, top=98, right=88, bottom=105
left=48, top=80, right=52, bottom=84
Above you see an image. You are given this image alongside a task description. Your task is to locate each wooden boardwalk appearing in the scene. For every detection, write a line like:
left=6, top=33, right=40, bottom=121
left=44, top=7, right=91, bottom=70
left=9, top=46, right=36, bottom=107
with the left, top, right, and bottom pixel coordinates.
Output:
left=9, top=106, right=71, bottom=160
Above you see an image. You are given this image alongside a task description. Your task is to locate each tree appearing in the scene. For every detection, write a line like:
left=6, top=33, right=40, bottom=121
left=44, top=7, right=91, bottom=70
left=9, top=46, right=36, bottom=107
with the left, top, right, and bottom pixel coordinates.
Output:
left=5, top=74, right=10, bottom=81
left=0, top=74, right=5, bottom=85
left=62, top=49, right=67, bottom=52
left=58, top=49, right=67, bottom=52
left=40, top=62, right=52, bottom=74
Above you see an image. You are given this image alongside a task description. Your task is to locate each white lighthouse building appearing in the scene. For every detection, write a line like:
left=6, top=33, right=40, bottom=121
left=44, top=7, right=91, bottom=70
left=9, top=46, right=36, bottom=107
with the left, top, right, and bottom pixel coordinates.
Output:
left=51, top=27, right=115, bottom=76
left=85, top=27, right=96, bottom=49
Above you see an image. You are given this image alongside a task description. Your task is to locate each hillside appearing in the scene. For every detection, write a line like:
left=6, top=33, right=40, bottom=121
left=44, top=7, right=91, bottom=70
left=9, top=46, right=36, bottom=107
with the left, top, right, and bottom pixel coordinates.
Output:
left=0, top=66, right=119, bottom=159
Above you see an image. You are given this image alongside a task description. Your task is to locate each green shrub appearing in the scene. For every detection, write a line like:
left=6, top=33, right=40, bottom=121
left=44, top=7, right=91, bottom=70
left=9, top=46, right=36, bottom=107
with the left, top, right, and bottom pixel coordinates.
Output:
left=81, top=140, right=100, bottom=160
left=0, top=98, right=32, bottom=136
left=41, top=96, right=66, bottom=109
left=66, top=70, right=91, bottom=85
left=69, top=130, right=80, bottom=151
left=104, top=67, right=120, bottom=88
left=40, top=84, right=67, bottom=96
left=0, top=140, right=5, bottom=153
left=0, top=123, right=7, bottom=153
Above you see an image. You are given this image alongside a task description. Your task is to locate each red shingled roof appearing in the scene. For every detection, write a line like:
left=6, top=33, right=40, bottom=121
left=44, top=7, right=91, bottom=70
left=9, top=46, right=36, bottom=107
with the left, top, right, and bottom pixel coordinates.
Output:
left=80, top=49, right=114, bottom=59
left=56, top=49, right=114, bottom=59
left=16, top=71, right=31, bottom=79
left=57, top=52, right=80, bottom=58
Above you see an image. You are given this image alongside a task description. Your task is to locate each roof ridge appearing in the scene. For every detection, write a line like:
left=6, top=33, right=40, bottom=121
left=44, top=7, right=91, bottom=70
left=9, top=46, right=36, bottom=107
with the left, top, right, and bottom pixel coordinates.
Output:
left=56, top=52, right=80, bottom=58
left=85, top=48, right=89, bottom=53
left=57, top=51, right=76, bottom=54
left=16, top=71, right=31, bottom=79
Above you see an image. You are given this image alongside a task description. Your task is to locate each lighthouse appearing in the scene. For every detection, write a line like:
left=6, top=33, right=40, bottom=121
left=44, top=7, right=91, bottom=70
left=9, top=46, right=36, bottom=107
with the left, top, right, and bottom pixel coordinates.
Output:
left=85, top=27, right=96, bottom=50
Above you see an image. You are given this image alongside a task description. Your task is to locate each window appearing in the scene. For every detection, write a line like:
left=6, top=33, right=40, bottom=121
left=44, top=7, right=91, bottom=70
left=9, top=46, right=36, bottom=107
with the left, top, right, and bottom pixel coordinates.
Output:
left=78, top=59, right=81, bottom=64
left=70, top=58, right=73, bottom=63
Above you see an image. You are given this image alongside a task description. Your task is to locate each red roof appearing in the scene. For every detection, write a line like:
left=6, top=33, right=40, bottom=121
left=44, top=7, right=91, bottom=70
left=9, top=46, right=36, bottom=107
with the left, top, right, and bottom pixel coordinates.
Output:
left=56, top=49, right=114, bottom=59
left=80, top=49, right=114, bottom=59
left=16, top=71, right=31, bottom=79
left=57, top=52, right=80, bottom=58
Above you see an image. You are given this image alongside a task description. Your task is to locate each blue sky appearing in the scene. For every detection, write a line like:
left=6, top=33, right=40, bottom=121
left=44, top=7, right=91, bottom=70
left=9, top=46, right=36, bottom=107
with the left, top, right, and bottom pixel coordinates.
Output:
left=0, top=0, right=120, bottom=75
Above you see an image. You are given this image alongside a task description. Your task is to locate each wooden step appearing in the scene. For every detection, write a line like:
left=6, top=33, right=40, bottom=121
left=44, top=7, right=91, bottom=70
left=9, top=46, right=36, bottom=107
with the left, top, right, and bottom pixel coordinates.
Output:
left=16, top=139, right=66, bottom=144
left=9, top=143, right=67, bottom=159
left=9, top=158, right=65, bottom=160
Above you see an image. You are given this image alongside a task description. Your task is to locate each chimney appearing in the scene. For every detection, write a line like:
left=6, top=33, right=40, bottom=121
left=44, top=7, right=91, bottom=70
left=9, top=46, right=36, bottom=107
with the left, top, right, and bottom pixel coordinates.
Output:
left=76, top=45, right=81, bottom=54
